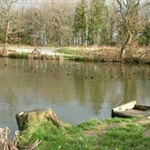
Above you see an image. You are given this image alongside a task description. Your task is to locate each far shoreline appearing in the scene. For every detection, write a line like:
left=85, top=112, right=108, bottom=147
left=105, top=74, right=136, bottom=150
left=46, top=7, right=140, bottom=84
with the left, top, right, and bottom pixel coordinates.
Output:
left=0, top=45, right=150, bottom=64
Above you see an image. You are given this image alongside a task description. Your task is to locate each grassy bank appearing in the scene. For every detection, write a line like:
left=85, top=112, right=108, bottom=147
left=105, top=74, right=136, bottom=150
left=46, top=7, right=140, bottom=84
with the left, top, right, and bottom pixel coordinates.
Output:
left=56, top=47, right=150, bottom=63
left=56, top=47, right=119, bottom=62
left=0, top=46, right=150, bottom=64
left=18, top=117, right=150, bottom=150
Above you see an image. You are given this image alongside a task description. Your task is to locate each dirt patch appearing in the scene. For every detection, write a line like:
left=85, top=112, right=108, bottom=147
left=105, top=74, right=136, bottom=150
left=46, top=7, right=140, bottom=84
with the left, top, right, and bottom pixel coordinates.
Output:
left=143, top=129, right=150, bottom=137
left=136, top=117, right=150, bottom=137
left=82, top=123, right=126, bottom=136
left=83, top=117, right=150, bottom=137
left=136, top=117, right=150, bottom=124
left=82, top=124, right=111, bottom=136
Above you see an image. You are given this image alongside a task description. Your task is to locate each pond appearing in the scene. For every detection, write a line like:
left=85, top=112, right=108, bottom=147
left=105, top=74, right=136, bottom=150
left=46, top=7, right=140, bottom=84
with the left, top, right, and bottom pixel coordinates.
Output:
left=0, top=58, right=150, bottom=135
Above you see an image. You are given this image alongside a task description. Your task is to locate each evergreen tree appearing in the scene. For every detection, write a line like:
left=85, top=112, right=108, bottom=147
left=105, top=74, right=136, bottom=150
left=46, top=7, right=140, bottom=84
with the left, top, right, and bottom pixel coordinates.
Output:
left=88, top=0, right=107, bottom=45
left=73, top=0, right=88, bottom=45
left=73, top=0, right=107, bottom=45
left=138, top=24, right=150, bottom=45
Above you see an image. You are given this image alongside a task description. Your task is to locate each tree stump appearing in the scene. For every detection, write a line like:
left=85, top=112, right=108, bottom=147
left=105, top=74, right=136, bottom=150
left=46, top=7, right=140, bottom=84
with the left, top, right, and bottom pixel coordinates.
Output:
left=16, top=108, right=62, bottom=131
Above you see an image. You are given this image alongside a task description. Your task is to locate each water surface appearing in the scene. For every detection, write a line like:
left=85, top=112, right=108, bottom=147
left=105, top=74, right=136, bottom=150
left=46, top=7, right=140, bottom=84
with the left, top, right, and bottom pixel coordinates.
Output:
left=0, top=58, right=150, bottom=135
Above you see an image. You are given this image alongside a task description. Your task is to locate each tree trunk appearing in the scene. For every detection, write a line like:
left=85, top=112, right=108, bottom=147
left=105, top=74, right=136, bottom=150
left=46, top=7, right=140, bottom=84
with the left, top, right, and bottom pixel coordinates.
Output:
left=120, top=32, right=133, bottom=60
left=16, top=108, right=62, bottom=131
left=1, top=22, right=10, bottom=56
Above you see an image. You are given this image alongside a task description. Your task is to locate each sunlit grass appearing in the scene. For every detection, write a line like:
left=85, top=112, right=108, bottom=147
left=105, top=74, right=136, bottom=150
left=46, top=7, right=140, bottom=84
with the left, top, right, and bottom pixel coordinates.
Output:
left=103, top=117, right=140, bottom=124
left=98, top=124, right=150, bottom=150
left=56, top=47, right=82, bottom=55
left=18, top=118, right=150, bottom=150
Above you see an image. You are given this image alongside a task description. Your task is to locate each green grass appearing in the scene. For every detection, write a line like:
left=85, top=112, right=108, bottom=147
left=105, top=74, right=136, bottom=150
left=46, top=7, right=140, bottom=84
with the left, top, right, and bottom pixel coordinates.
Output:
left=18, top=118, right=150, bottom=150
left=56, top=47, right=82, bottom=55
left=56, top=47, right=102, bottom=62
left=103, top=117, right=140, bottom=124
left=19, top=121, right=97, bottom=150
left=20, top=52, right=29, bottom=58
left=77, top=118, right=102, bottom=130
left=98, top=124, right=149, bottom=150
left=7, top=52, right=29, bottom=58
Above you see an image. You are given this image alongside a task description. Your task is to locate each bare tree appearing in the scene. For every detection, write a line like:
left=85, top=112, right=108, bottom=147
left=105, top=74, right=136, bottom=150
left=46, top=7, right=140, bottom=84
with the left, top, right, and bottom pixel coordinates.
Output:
left=0, top=0, right=19, bottom=56
left=113, top=0, right=150, bottom=59
left=40, top=1, right=75, bottom=46
left=20, top=1, right=75, bottom=47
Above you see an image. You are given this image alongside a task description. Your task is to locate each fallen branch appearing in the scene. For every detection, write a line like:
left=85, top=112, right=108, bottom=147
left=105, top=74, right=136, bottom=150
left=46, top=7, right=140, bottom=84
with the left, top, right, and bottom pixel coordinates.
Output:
left=0, top=127, right=41, bottom=150
left=0, top=127, right=19, bottom=150
left=138, top=51, right=150, bottom=58
left=18, top=140, right=42, bottom=150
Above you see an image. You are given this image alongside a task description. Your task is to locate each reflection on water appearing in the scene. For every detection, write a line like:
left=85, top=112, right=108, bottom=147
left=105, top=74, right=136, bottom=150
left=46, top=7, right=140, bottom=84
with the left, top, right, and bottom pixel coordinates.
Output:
left=0, top=58, right=150, bottom=135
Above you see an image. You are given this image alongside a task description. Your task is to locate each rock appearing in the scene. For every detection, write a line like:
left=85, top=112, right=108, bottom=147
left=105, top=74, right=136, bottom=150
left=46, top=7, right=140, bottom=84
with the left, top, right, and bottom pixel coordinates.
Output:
left=16, top=108, right=62, bottom=131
